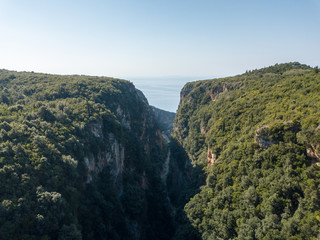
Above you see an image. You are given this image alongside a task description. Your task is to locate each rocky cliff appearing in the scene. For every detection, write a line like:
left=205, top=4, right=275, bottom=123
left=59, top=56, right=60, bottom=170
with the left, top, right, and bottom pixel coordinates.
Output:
left=151, top=106, right=176, bottom=133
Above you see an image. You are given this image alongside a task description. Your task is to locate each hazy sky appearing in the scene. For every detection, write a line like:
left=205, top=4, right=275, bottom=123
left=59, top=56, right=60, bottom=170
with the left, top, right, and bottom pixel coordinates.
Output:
left=0, top=0, right=320, bottom=111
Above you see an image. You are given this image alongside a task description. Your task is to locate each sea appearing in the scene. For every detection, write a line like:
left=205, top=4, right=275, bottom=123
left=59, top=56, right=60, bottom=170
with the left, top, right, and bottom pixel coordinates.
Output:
left=129, top=76, right=213, bottom=113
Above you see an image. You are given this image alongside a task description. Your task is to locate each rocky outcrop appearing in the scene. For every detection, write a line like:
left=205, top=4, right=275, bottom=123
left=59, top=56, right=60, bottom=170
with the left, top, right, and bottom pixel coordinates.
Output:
left=207, top=148, right=216, bottom=165
left=209, top=82, right=228, bottom=102
left=209, top=82, right=243, bottom=102
left=255, top=126, right=274, bottom=149
left=307, top=144, right=320, bottom=165
left=84, top=131, right=125, bottom=183
left=255, top=121, right=300, bottom=149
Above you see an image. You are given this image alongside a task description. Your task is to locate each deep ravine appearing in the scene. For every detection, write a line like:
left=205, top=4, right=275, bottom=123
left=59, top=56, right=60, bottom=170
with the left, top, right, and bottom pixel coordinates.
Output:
left=1, top=62, right=320, bottom=240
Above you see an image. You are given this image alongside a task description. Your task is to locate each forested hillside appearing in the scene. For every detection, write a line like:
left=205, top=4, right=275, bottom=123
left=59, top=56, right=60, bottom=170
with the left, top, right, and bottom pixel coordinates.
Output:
left=174, top=63, right=320, bottom=239
left=0, top=70, right=177, bottom=239
left=1, top=63, right=320, bottom=240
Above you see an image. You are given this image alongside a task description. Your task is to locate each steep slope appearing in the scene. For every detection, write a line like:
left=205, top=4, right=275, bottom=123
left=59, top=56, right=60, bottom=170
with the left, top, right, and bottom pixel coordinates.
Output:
left=0, top=70, right=174, bottom=239
left=151, top=106, right=176, bottom=133
left=174, top=63, right=320, bottom=239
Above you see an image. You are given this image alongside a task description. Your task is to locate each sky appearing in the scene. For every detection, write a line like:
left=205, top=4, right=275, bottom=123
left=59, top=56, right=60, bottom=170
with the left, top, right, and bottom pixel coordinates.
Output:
left=0, top=0, right=320, bottom=111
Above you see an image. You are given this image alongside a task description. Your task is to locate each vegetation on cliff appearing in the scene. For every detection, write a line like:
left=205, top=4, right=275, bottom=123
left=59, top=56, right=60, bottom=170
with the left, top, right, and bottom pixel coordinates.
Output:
left=2, top=62, right=319, bottom=240
left=0, top=70, right=174, bottom=239
left=174, top=63, right=320, bottom=239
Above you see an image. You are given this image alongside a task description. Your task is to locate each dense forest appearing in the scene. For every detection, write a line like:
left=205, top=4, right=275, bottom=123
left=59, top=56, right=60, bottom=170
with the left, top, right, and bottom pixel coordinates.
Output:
left=0, top=70, right=182, bottom=239
left=174, top=62, right=320, bottom=239
left=1, top=62, right=320, bottom=240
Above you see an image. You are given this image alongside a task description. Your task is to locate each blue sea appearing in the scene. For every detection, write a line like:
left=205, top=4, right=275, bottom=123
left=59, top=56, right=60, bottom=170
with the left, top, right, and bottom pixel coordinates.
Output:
left=130, top=77, right=211, bottom=113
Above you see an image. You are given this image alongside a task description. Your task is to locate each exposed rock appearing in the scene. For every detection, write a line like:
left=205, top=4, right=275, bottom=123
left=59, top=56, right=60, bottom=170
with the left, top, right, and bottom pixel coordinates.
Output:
left=210, top=82, right=228, bottom=102
left=207, top=148, right=216, bottom=165
left=162, top=132, right=170, bottom=143
left=116, top=105, right=131, bottom=129
left=200, top=122, right=207, bottom=134
left=307, top=144, right=320, bottom=163
left=161, top=150, right=171, bottom=184
left=255, top=126, right=274, bottom=150
left=209, top=82, right=242, bottom=102
left=255, top=121, right=300, bottom=150
left=90, top=121, right=103, bottom=138
left=84, top=132, right=124, bottom=183
left=150, top=106, right=175, bottom=133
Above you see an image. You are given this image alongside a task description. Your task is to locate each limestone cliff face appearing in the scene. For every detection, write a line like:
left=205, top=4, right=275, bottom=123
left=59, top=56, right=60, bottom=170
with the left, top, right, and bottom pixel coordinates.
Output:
left=79, top=84, right=176, bottom=240
left=83, top=101, right=156, bottom=186
left=82, top=84, right=160, bottom=182
left=84, top=129, right=125, bottom=183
